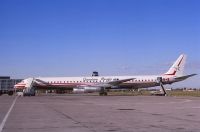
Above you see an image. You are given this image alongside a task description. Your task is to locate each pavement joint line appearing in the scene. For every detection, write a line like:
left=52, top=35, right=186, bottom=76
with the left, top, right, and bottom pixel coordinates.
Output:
left=0, top=96, right=18, bottom=132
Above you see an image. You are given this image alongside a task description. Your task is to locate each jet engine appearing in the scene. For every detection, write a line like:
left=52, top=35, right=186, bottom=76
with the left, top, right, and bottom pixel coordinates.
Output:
left=73, top=86, right=101, bottom=93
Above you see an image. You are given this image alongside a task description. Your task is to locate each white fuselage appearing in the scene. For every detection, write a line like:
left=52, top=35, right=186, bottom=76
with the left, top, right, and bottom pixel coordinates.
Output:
left=15, top=75, right=175, bottom=90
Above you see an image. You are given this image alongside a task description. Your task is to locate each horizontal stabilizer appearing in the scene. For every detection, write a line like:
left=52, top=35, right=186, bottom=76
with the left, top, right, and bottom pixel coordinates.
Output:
left=175, top=74, right=197, bottom=81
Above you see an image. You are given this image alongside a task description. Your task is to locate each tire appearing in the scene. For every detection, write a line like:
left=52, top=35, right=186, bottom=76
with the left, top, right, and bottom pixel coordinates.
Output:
left=104, top=92, right=108, bottom=96
left=8, top=91, right=14, bottom=96
left=99, top=92, right=104, bottom=96
left=99, top=92, right=107, bottom=96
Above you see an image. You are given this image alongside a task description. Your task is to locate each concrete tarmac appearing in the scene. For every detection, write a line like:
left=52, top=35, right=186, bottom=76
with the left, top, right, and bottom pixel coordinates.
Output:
left=0, top=95, right=200, bottom=132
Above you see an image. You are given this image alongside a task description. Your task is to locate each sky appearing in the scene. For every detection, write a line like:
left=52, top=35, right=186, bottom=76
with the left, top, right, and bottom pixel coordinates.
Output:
left=0, top=0, right=199, bottom=88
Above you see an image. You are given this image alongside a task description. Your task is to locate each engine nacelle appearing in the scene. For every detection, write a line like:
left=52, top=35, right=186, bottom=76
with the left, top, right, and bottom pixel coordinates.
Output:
left=73, top=86, right=101, bottom=93
left=110, top=86, right=120, bottom=89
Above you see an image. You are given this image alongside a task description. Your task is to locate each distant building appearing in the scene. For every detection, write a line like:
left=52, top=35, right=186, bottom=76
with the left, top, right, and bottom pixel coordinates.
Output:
left=0, top=76, right=23, bottom=95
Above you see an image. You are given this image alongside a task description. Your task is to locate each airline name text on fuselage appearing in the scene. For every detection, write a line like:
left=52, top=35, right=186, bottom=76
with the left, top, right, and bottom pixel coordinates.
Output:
left=83, top=77, right=113, bottom=82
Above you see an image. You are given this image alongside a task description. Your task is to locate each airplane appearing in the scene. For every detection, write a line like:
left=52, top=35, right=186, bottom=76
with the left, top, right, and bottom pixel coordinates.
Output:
left=14, top=54, right=197, bottom=96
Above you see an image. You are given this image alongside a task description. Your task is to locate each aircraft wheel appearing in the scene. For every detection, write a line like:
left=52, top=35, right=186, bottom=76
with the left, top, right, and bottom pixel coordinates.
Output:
left=99, top=92, right=107, bottom=96
left=99, top=92, right=104, bottom=96
left=8, top=91, right=13, bottom=96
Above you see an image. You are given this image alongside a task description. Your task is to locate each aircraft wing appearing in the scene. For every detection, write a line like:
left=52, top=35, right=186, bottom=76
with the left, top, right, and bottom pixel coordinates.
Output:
left=88, top=78, right=135, bottom=88
left=108, top=78, right=135, bottom=86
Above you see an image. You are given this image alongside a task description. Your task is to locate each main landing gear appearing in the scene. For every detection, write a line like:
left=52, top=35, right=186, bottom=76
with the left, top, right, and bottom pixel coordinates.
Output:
left=99, top=87, right=108, bottom=96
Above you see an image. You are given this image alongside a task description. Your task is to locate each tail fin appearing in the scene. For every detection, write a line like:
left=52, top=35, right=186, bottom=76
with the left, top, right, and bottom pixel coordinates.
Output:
left=164, top=54, right=187, bottom=77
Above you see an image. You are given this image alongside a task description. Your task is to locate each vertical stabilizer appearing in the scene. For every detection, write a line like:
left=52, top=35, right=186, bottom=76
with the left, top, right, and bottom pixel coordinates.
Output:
left=164, top=54, right=186, bottom=77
